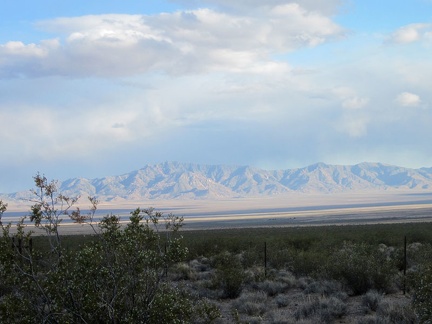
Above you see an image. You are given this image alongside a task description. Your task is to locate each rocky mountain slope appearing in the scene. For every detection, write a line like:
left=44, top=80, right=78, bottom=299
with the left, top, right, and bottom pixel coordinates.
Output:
left=7, top=162, right=432, bottom=201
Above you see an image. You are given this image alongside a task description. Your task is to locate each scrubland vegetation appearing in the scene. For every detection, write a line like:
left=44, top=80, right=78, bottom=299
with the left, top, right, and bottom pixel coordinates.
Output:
left=1, top=175, right=432, bottom=323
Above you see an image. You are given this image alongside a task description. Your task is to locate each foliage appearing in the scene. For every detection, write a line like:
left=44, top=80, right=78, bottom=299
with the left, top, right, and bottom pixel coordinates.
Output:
left=5, top=179, right=432, bottom=322
left=0, top=176, right=201, bottom=323
left=412, top=263, right=432, bottom=323
left=212, top=251, right=245, bottom=299
left=323, top=242, right=397, bottom=295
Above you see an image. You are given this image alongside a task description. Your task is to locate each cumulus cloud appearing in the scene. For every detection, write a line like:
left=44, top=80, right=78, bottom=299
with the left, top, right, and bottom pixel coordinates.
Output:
left=4, top=0, right=432, bottom=193
left=0, top=4, right=344, bottom=78
left=395, top=92, right=422, bottom=107
left=388, top=23, right=432, bottom=44
left=171, top=0, right=343, bottom=15
left=332, top=87, right=369, bottom=109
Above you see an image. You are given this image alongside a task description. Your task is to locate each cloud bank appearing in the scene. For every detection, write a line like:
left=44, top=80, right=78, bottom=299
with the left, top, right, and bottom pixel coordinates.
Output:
left=0, top=1, right=432, bottom=192
left=0, top=5, right=344, bottom=78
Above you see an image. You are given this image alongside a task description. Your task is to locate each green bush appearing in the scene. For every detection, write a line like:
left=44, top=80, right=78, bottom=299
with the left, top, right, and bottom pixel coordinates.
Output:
left=212, top=251, right=245, bottom=299
left=323, top=242, right=397, bottom=295
left=0, top=177, right=208, bottom=323
left=413, top=263, right=432, bottom=322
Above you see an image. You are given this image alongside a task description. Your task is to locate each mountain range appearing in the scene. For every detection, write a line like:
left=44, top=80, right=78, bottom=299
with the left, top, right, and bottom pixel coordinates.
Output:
left=6, top=162, right=432, bottom=201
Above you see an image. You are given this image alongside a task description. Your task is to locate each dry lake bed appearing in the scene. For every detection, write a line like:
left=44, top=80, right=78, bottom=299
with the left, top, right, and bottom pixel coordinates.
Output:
left=3, top=191, right=432, bottom=234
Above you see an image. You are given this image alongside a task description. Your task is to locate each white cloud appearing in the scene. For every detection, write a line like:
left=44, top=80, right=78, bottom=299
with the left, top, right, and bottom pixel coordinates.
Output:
left=342, top=97, right=369, bottom=109
left=171, top=0, right=343, bottom=15
left=388, top=23, right=432, bottom=44
left=0, top=5, right=344, bottom=78
left=4, top=1, right=432, bottom=192
left=332, top=87, right=369, bottom=109
left=395, top=92, right=422, bottom=107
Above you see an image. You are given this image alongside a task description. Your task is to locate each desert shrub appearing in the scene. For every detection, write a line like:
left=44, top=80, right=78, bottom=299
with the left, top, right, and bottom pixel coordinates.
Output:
left=412, top=263, right=432, bottom=323
left=268, top=308, right=297, bottom=323
left=0, top=177, right=209, bottom=323
left=171, top=262, right=197, bottom=281
left=232, top=291, right=267, bottom=316
left=275, top=269, right=297, bottom=285
left=318, top=297, right=348, bottom=322
left=356, top=315, right=387, bottom=324
left=270, top=248, right=293, bottom=269
left=323, top=242, right=397, bottom=295
left=190, top=257, right=211, bottom=272
left=289, top=249, right=327, bottom=277
left=240, top=247, right=263, bottom=268
left=148, top=285, right=196, bottom=323
left=256, top=279, right=287, bottom=297
left=362, top=290, right=383, bottom=312
left=303, top=279, right=343, bottom=297
left=407, top=243, right=432, bottom=271
left=244, top=265, right=266, bottom=284
left=377, top=300, right=417, bottom=324
left=194, top=298, right=222, bottom=323
left=275, top=294, right=291, bottom=308
left=212, top=251, right=245, bottom=299
left=294, top=296, right=347, bottom=322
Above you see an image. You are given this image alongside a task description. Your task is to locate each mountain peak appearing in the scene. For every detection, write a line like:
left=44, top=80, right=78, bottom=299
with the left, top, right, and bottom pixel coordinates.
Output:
left=5, top=162, right=432, bottom=201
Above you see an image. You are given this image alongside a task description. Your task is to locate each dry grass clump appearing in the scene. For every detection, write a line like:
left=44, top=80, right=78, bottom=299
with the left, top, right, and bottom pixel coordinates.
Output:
left=376, top=300, right=417, bottom=323
left=273, top=269, right=297, bottom=287
left=356, top=304, right=417, bottom=324
left=190, top=257, right=212, bottom=271
left=274, top=293, right=291, bottom=308
left=255, top=280, right=288, bottom=297
left=171, top=262, right=197, bottom=281
left=294, top=296, right=347, bottom=322
left=362, top=290, right=383, bottom=312
left=232, top=290, right=268, bottom=317
left=303, top=279, right=343, bottom=297
left=244, top=265, right=266, bottom=284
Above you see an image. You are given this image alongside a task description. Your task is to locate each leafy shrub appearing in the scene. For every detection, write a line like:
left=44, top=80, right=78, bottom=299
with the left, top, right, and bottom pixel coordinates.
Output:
left=289, top=249, right=326, bottom=277
left=323, top=242, right=397, bottom=295
left=412, top=263, right=432, bottom=322
left=194, top=298, right=222, bottom=323
left=0, top=177, right=208, bottom=323
left=212, top=251, right=245, bottom=299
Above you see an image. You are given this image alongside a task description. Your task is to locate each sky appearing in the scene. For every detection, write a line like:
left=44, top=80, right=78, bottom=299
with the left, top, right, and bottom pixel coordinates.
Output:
left=1, top=0, right=432, bottom=192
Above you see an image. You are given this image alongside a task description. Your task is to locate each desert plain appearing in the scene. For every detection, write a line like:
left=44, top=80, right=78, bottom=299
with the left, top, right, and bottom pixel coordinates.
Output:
left=3, top=191, right=432, bottom=234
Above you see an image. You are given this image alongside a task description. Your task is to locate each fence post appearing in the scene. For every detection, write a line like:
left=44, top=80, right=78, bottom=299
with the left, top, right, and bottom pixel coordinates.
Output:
left=164, top=242, right=168, bottom=277
left=403, top=235, right=407, bottom=295
left=264, top=241, right=267, bottom=278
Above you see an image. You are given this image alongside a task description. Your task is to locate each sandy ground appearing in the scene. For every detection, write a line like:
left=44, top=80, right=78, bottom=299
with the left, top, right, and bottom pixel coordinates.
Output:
left=3, top=191, right=432, bottom=234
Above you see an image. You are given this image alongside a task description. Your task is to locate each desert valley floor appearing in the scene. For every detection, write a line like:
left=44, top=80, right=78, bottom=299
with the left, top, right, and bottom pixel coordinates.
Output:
left=4, top=191, right=432, bottom=234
